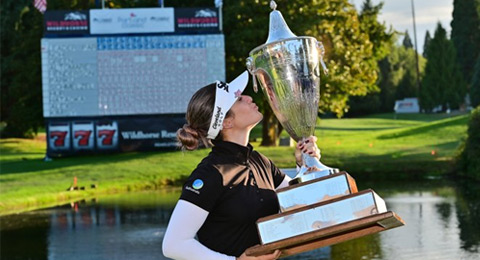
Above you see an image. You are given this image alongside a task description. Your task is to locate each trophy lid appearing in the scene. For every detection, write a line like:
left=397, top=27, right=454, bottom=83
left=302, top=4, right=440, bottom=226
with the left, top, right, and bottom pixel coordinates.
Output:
left=265, top=1, right=297, bottom=43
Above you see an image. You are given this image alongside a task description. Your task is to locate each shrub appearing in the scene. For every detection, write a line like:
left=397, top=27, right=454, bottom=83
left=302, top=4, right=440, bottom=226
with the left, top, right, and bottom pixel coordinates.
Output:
left=457, top=106, right=480, bottom=180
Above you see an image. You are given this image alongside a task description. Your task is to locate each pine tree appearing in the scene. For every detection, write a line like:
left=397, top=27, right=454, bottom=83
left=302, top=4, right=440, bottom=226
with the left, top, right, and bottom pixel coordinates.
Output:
left=451, top=0, right=480, bottom=83
left=421, top=23, right=466, bottom=112
left=395, top=45, right=425, bottom=100
left=423, top=31, right=432, bottom=58
left=402, top=31, right=413, bottom=49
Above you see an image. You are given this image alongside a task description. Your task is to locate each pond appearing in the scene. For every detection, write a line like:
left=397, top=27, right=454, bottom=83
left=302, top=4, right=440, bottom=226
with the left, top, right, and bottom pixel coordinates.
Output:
left=1, top=175, right=479, bottom=260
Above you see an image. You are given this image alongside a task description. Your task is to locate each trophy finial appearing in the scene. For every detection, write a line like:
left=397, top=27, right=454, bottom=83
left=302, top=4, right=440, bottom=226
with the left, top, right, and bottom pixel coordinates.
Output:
left=270, top=1, right=277, bottom=10
left=266, top=3, right=296, bottom=43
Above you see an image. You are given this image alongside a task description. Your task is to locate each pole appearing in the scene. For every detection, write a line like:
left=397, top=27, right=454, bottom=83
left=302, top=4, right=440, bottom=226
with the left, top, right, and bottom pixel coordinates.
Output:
left=102, top=0, right=105, bottom=9
left=411, top=0, right=421, bottom=103
left=219, top=5, right=223, bottom=32
left=215, top=0, right=223, bottom=32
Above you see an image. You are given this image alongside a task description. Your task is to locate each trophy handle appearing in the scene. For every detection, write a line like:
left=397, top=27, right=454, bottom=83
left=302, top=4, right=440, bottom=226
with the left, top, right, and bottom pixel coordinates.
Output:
left=290, top=137, right=339, bottom=185
left=290, top=153, right=339, bottom=185
left=246, top=57, right=259, bottom=93
left=316, top=41, right=329, bottom=76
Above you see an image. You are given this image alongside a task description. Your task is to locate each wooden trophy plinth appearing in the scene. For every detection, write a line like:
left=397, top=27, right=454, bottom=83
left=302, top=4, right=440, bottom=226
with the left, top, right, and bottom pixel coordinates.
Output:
left=246, top=211, right=404, bottom=257
left=246, top=171, right=405, bottom=258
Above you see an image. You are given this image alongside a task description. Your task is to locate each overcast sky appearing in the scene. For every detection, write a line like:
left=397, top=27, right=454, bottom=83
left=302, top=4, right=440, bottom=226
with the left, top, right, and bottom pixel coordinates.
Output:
left=350, top=0, right=454, bottom=53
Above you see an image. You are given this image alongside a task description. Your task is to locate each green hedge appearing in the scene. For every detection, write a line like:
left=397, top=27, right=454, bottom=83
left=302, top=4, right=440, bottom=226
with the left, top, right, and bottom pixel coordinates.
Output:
left=457, top=106, right=480, bottom=180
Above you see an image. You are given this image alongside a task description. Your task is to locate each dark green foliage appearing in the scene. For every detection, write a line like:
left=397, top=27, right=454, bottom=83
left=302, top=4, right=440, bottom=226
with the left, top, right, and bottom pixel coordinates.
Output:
left=346, top=0, right=394, bottom=116
left=361, top=40, right=425, bottom=114
left=358, top=0, right=393, bottom=61
left=345, top=94, right=381, bottom=117
left=471, top=56, right=480, bottom=107
left=395, top=46, right=423, bottom=100
left=376, top=56, right=397, bottom=112
left=451, top=0, right=480, bottom=83
left=457, top=106, right=480, bottom=180
left=420, top=23, right=466, bottom=112
left=423, top=31, right=431, bottom=58
left=402, top=31, right=413, bottom=49
left=1, top=1, right=44, bottom=137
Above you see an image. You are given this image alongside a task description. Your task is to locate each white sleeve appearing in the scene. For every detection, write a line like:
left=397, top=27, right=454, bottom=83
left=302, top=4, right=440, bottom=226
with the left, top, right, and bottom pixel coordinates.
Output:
left=276, top=174, right=292, bottom=190
left=162, top=199, right=236, bottom=260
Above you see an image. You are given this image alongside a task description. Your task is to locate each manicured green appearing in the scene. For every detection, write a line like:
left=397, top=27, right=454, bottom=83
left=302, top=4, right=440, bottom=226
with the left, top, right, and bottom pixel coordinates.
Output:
left=0, top=113, right=469, bottom=216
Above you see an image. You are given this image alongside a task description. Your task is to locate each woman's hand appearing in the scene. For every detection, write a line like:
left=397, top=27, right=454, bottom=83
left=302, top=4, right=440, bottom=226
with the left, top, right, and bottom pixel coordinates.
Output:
left=295, top=136, right=321, bottom=166
left=236, top=250, right=281, bottom=260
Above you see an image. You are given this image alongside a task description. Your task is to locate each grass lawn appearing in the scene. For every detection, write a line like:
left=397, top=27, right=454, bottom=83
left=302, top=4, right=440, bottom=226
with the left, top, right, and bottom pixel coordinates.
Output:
left=0, top=112, right=469, bottom=216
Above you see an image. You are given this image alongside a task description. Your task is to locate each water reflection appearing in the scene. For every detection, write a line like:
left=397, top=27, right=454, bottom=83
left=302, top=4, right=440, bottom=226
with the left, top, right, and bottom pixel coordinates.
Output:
left=46, top=201, right=172, bottom=260
left=1, top=180, right=479, bottom=260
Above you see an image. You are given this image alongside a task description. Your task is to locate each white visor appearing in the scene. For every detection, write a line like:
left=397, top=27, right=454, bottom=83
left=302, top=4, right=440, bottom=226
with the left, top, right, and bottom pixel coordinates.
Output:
left=207, top=71, right=249, bottom=139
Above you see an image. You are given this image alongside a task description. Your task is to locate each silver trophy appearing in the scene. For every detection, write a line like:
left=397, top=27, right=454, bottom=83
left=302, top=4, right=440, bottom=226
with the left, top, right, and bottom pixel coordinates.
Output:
left=246, top=1, right=338, bottom=184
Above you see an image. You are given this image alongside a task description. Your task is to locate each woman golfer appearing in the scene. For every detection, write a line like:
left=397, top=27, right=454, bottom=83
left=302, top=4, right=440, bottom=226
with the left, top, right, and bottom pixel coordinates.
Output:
left=162, top=71, right=320, bottom=260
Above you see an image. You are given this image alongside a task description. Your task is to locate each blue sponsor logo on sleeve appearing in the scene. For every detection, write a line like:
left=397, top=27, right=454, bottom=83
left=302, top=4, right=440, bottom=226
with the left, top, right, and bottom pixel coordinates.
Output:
left=192, top=179, right=204, bottom=190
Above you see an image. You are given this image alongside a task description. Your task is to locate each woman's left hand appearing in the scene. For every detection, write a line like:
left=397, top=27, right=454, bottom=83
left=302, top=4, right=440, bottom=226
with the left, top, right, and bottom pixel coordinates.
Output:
left=295, top=136, right=321, bottom=166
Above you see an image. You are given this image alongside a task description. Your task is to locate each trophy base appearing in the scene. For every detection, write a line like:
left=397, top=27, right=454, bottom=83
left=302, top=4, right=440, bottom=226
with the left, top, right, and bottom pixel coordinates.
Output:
left=289, top=167, right=339, bottom=185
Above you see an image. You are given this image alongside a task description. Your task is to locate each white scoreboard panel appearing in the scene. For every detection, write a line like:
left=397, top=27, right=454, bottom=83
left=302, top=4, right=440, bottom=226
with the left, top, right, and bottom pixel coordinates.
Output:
left=41, top=34, right=225, bottom=117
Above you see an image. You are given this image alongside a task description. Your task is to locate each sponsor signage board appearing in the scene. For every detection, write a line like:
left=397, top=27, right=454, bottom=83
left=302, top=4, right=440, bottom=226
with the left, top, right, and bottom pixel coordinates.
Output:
left=46, top=116, right=184, bottom=157
left=394, top=98, right=420, bottom=113
left=174, top=8, right=220, bottom=32
left=44, top=10, right=89, bottom=35
left=90, top=8, right=174, bottom=35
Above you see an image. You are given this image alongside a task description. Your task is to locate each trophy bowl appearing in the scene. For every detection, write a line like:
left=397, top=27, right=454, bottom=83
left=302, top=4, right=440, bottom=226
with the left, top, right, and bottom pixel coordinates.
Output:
left=246, top=6, right=338, bottom=184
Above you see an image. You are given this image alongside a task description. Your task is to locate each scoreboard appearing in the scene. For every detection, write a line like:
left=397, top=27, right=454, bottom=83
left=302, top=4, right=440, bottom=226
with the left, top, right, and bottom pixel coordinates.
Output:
left=42, top=34, right=225, bottom=117
left=42, top=7, right=225, bottom=157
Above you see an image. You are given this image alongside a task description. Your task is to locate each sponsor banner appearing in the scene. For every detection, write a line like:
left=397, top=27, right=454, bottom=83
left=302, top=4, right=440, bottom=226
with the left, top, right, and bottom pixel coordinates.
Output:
left=48, top=122, right=71, bottom=152
left=90, top=8, right=174, bottom=35
left=72, top=121, right=95, bottom=151
left=46, top=115, right=184, bottom=157
left=96, top=120, right=119, bottom=150
left=44, top=10, right=89, bottom=35
left=117, top=116, right=183, bottom=152
left=175, top=8, right=219, bottom=32
left=394, top=98, right=420, bottom=113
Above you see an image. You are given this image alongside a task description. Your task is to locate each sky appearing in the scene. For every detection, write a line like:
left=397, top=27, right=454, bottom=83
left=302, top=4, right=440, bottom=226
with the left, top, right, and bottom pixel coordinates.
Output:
left=350, top=0, right=454, bottom=54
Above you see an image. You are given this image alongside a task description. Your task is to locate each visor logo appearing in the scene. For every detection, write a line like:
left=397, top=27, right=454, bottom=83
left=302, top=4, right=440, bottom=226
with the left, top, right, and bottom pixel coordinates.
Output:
left=217, top=81, right=229, bottom=93
left=211, top=106, right=224, bottom=130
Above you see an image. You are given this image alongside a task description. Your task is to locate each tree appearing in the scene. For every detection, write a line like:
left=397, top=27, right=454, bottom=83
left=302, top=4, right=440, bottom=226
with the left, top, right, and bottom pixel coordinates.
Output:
left=402, top=30, right=413, bottom=49
left=457, top=106, right=480, bottom=181
left=395, top=46, right=426, bottom=100
left=1, top=1, right=44, bottom=137
left=451, top=0, right=480, bottom=84
left=471, top=56, right=480, bottom=107
left=423, top=31, right=432, bottom=58
left=358, top=0, right=393, bottom=61
left=420, top=23, right=466, bottom=112
left=344, top=0, right=394, bottom=116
